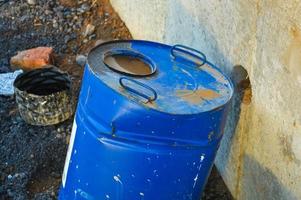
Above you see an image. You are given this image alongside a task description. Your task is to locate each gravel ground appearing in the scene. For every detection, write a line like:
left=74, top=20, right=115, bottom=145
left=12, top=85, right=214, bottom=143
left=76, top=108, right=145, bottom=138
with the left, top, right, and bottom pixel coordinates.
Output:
left=0, top=0, right=233, bottom=199
left=0, top=95, right=72, bottom=200
left=0, top=0, right=131, bottom=73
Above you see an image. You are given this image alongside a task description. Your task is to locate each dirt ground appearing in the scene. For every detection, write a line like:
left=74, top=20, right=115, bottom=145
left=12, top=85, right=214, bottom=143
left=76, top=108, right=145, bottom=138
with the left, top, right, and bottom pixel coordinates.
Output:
left=0, top=0, right=232, bottom=199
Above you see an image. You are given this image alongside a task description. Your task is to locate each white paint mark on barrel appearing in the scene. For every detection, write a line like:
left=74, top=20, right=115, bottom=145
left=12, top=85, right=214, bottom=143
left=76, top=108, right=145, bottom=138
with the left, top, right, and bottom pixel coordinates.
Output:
left=62, top=119, right=77, bottom=188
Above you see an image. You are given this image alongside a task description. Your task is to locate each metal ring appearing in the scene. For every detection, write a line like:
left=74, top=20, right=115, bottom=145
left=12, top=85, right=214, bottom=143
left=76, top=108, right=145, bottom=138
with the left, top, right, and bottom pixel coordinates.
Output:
left=171, top=44, right=207, bottom=66
left=119, top=77, right=157, bottom=102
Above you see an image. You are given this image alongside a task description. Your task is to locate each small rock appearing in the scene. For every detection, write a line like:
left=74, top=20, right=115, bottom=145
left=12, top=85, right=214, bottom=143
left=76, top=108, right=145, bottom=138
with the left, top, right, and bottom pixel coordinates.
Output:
left=64, top=10, right=71, bottom=16
left=57, top=11, right=64, bottom=19
left=83, top=24, right=95, bottom=37
left=10, top=47, right=54, bottom=71
left=45, top=10, right=52, bottom=15
left=88, top=33, right=95, bottom=39
left=76, top=55, right=87, bottom=67
left=81, top=3, right=90, bottom=12
left=58, top=5, right=64, bottom=11
left=27, top=0, right=36, bottom=5
left=66, top=135, right=70, bottom=144
left=53, top=22, right=58, bottom=28
left=64, top=35, right=71, bottom=43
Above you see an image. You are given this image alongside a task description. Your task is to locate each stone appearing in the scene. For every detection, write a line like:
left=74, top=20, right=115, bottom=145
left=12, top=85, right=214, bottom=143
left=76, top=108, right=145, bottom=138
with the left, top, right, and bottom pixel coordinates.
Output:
left=76, top=55, right=87, bottom=67
left=66, top=134, right=70, bottom=144
left=82, top=23, right=95, bottom=37
left=81, top=3, right=90, bottom=12
left=45, top=10, right=52, bottom=15
left=89, top=34, right=96, bottom=40
left=53, top=22, right=58, bottom=28
left=27, top=0, right=36, bottom=5
left=64, top=35, right=71, bottom=43
left=10, top=47, right=54, bottom=71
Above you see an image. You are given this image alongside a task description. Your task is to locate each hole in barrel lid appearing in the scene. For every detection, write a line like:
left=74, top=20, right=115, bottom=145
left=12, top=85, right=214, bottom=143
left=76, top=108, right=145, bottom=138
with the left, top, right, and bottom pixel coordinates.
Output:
left=14, top=66, right=71, bottom=96
left=104, top=50, right=156, bottom=77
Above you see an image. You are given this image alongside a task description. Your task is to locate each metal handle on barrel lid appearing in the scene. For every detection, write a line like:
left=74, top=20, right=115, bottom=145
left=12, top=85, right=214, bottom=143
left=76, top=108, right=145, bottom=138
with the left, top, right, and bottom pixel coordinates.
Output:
left=170, top=44, right=207, bottom=66
left=119, top=77, right=157, bottom=102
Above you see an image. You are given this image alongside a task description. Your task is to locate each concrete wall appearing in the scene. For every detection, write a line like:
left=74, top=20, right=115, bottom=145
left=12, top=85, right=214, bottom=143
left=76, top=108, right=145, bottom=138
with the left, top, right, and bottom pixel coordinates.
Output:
left=110, top=0, right=301, bottom=199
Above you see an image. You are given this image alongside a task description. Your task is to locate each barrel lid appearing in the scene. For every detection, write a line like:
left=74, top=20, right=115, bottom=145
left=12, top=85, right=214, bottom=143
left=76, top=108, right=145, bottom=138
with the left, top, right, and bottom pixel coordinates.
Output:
left=87, top=40, right=233, bottom=115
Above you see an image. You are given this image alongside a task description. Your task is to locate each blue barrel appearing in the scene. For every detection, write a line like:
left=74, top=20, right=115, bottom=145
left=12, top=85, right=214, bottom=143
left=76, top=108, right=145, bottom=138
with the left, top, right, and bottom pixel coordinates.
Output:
left=59, top=40, right=233, bottom=200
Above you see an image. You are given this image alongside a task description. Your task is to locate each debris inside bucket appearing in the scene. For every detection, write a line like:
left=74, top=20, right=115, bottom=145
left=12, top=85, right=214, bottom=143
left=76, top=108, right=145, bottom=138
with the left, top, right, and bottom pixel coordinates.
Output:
left=0, top=0, right=232, bottom=199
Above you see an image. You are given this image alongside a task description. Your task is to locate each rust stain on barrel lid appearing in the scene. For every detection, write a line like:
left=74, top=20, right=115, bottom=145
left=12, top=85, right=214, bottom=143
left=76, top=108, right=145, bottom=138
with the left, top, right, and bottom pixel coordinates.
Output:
left=176, top=89, right=221, bottom=104
left=201, top=64, right=228, bottom=84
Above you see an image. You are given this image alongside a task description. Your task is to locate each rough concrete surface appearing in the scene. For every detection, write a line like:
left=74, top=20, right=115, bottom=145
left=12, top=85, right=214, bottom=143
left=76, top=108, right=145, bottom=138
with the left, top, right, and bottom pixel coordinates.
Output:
left=110, top=0, right=301, bottom=199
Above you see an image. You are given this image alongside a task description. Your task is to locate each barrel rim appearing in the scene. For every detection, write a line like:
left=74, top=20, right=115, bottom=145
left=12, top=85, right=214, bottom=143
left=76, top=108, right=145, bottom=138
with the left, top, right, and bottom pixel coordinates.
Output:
left=86, top=40, right=234, bottom=115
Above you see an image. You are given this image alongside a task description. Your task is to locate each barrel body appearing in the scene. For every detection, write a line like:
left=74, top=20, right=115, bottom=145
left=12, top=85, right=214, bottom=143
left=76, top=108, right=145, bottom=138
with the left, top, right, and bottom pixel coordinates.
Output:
left=59, top=40, right=233, bottom=200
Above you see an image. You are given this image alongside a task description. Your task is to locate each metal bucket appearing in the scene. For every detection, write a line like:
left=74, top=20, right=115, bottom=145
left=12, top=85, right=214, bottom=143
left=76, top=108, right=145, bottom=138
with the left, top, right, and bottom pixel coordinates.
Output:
left=59, top=40, right=233, bottom=200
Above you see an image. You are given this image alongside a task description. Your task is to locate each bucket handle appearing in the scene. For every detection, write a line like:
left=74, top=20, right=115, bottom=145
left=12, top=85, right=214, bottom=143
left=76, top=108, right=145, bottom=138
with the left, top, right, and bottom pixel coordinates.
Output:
left=170, top=44, right=206, bottom=67
left=119, top=77, right=157, bottom=102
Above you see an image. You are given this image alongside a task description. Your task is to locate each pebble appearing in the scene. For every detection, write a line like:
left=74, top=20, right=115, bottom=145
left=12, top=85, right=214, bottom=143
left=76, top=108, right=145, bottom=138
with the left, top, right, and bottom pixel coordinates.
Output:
left=64, top=35, right=71, bottom=43
left=27, top=0, right=36, bottom=5
left=53, top=22, right=58, bottom=28
left=81, top=3, right=90, bottom=11
left=83, top=23, right=95, bottom=37
left=89, top=34, right=96, bottom=40
left=45, top=10, right=52, bottom=15
left=76, top=54, right=87, bottom=67
left=66, top=135, right=71, bottom=144
left=57, top=11, right=63, bottom=19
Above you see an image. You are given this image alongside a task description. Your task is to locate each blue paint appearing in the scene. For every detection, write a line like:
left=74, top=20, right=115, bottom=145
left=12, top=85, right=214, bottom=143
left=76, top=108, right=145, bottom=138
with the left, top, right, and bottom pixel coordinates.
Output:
left=59, top=40, right=233, bottom=200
